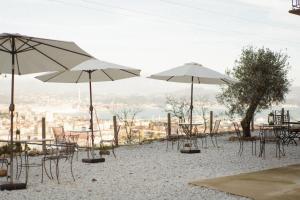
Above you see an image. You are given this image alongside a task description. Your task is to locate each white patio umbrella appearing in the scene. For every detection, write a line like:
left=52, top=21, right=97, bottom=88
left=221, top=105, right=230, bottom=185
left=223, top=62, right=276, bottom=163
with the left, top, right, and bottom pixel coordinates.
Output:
left=0, top=33, right=92, bottom=189
left=35, top=58, right=141, bottom=162
left=149, top=62, right=235, bottom=143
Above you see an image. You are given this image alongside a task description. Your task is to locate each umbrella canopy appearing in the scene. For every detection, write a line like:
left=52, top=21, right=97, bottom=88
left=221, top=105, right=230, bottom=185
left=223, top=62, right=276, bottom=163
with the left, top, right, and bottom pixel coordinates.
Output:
left=0, top=33, right=92, bottom=187
left=35, top=58, right=141, bottom=161
left=149, top=62, right=234, bottom=84
left=149, top=62, right=234, bottom=147
left=0, top=33, right=92, bottom=74
left=35, top=59, right=141, bottom=83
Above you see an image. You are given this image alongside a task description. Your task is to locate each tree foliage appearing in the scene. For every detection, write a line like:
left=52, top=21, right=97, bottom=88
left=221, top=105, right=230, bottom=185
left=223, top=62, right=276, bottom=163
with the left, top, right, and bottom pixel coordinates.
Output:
left=165, top=96, right=190, bottom=122
left=110, top=105, right=142, bottom=144
left=217, top=47, right=290, bottom=136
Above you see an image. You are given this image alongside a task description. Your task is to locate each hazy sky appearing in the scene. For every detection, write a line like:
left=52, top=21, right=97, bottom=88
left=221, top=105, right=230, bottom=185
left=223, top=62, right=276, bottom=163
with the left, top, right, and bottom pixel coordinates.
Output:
left=0, top=0, right=299, bottom=97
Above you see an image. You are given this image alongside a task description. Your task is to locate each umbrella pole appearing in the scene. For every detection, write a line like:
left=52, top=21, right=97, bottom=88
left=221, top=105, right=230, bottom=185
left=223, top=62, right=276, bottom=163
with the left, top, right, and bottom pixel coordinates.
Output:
left=9, top=37, right=16, bottom=184
left=190, top=76, right=194, bottom=138
left=88, top=71, right=94, bottom=158
left=9, top=63, right=15, bottom=184
left=82, top=71, right=105, bottom=163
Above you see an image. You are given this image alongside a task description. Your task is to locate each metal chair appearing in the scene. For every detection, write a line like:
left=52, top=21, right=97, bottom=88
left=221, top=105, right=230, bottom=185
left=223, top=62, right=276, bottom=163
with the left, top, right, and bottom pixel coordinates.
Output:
left=164, top=122, right=180, bottom=151
left=52, top=127, right=79, bottom=160
left=233, top=122, right=243, bottom=156
left=233, top=122, right=257, bottom=156
left=198, top=121, right=208, bottom=148
left=209, top=120, right=221, bottom=147
left=259, top=125, right=285, bottom=159
left=41, top=142, right=76, bottom=183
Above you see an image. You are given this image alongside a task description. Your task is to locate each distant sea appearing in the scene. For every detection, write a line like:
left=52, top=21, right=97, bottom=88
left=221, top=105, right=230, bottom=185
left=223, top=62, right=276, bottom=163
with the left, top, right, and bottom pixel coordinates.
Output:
left=32, top=104, right=300, bottom=123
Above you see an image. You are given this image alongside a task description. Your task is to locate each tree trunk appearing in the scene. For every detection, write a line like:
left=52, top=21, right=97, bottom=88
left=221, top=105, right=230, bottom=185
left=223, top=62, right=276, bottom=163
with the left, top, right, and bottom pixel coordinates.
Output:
left=241, top=102, right=258, bottom=137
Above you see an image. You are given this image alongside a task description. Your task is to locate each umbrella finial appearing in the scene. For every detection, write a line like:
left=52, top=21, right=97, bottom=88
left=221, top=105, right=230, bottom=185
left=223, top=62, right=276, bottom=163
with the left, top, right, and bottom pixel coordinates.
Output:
left=186, top=62, right=203, bottom=67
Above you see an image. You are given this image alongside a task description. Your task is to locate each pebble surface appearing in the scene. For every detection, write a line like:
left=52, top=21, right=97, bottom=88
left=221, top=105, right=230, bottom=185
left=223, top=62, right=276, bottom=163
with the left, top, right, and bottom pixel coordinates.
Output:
left=1, top=135, right=299, bottom=200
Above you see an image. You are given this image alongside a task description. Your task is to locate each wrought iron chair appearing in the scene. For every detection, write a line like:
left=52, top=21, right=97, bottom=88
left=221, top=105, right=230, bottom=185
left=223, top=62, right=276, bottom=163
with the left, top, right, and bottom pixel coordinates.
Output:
left=99, top=127, right=119, bottom=158
left=164, top=122, right=180, bottom=151
left=52, top=127, right=79, bottom=160
left=198, top=121, right=208, bottom=148
left=233, top=122, right=243, bottom=156
left=259, top=125, right=285, bottom=159
left=209, top=120, right=221, bottom=147
left=41, top=142, right=76, bottom=183
left=233, top=122, right=257, bottom=156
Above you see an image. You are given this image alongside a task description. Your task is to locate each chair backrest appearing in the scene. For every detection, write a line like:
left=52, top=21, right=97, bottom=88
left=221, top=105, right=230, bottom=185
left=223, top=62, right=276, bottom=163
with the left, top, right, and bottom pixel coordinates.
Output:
left=52, top=127, right=66, bottom=143
left=233, top=122, right=242, bottom=138
left=212, top=120, right=221, bottom=134
left=58, top=142, right=76, bottom=158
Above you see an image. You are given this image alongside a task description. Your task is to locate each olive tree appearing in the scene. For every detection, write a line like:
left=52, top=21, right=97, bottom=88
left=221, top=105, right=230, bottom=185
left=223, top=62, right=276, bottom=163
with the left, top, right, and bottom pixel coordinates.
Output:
left=217, top=47, right=290, bottom=137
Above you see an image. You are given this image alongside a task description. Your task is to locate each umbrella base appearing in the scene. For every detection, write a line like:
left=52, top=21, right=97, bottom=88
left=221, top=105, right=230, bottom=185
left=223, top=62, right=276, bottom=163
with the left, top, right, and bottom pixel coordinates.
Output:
left=0, top=181, right=27, bottom=191
left=82, top=158, right=105, bottom=163
left=180, top=149, right=201, bottom=154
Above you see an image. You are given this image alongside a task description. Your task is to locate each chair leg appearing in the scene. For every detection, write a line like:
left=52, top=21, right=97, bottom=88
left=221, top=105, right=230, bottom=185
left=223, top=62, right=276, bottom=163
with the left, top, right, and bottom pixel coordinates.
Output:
left=15, top=155, right=19, bottom=179
left=238, top=141, right=243, bottom=156
left=215, top=136, right=218, bottom=148
left=76, top=146, right=79, bottom=161
left=70, top=156, right=75, bottom=182
left=166, top=139, right=169, bottom=151
left=238, top=141, right=241, bottom=156
left=255, top=141, right=256, bottom=155
left=112, top=142, right=116, bottom=158
left=43, top=159, right=52, bottom=180
left=276, top=141, right=278, bottom=158
left=25, top=155, right=29, bottom=185
left=49, top=159, right=53, bottom=179
left=263, top=141, right=266, bottom=159
left=55, top=159, right=60, bottom=184
left=41, top=160, right=44, bottom=183
left=259, top=140, right=265, bottom=158
left=210, top=135, right=215, bottom=147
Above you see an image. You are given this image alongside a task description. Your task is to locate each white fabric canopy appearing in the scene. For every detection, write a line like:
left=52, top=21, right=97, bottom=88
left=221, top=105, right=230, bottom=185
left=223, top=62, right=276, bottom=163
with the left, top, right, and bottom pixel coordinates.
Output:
left=149, top=62, right=235, bottom=84
left=0, top=33, right=92, bottom=74
left=35, top=59, right=141, bottom=83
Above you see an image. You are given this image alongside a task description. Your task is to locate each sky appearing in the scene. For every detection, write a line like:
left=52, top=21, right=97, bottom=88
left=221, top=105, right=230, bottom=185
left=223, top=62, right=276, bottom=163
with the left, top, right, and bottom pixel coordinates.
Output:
left=0, top=0, right=299, bottom=98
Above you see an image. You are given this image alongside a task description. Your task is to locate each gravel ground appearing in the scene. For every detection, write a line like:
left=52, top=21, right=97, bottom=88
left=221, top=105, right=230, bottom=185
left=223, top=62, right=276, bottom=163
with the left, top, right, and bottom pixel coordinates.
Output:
left=1, top=135, right=300, bottom=200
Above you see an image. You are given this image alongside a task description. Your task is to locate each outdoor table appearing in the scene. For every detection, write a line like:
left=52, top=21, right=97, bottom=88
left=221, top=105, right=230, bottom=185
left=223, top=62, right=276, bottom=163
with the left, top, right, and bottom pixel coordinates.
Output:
left=0, top=138, right=54, bottom=184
